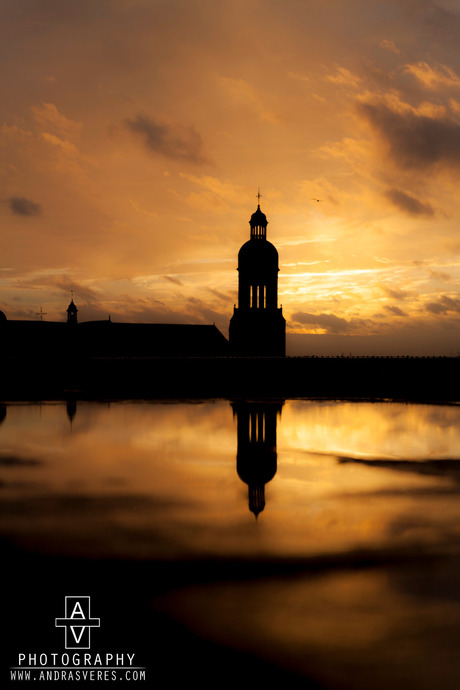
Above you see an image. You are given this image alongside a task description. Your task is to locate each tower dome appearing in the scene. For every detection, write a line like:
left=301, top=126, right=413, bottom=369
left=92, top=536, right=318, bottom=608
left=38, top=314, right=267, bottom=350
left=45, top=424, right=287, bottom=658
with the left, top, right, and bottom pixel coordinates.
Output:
left=0, top=309, right=7, bottom=323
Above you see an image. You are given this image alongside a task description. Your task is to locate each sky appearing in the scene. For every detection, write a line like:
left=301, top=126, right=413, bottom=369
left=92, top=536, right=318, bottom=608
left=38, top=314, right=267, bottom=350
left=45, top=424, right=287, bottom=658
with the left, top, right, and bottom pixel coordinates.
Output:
left=2, top=0, right=460, bottom=355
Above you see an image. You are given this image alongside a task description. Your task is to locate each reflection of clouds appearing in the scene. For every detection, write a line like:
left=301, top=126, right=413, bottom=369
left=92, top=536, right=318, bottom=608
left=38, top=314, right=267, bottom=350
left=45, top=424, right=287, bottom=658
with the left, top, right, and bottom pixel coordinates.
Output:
left=0, top=494, right=182, bottom=559
left=4, top=400, right=460, bottom=565
left=338, top=457, right=460, bottom=483
left=280, top=401, right=460, bottom=461
left=154, top=554, right=460, bottom=690
left=0, top=454, right=42, bottom=466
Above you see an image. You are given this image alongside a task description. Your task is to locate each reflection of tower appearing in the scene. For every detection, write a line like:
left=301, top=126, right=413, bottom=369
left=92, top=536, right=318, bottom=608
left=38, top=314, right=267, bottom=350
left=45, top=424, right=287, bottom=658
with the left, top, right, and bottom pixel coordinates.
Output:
left=229, top=200, right=286, bottom=356
left=232, top=401, right=284, bottom=517
left=66, top=399, right=77, bottom=427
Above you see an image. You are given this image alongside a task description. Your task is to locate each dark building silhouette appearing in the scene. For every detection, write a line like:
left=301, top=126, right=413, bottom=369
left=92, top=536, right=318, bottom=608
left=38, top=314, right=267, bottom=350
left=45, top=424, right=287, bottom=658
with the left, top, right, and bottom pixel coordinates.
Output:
left=0, top=299, right=229, bottom=358
left=0, top=200, right=287, bottom=363
left=232, top=400, right=284, bottom=517
left=229, top=202, right=286, bottom=356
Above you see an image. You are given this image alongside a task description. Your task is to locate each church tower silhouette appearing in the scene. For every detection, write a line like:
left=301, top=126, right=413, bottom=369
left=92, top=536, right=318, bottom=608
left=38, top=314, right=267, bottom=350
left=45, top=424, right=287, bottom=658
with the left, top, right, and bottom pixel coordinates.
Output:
left=229, top=197, right=285, bottom=356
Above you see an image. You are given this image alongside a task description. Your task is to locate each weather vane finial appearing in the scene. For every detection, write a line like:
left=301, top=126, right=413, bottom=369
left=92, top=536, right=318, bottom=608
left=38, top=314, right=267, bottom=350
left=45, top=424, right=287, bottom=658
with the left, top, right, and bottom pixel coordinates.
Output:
left=257, top=188, right=262, bottom=205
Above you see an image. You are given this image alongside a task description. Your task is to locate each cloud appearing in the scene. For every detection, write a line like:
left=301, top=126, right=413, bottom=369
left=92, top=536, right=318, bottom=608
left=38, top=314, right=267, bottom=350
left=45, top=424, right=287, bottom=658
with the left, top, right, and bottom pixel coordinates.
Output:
left=180, top=174, right=248, bottom=212
left=291, top=311, right=368, bottom=334
left=0, top=454, right=41, bottom=467
left=163, top=275, right=183, bottom=286
left=31, top=102, right=81, bottom=136
left=382, top=286, right=409, bottom=300
left=379, top=39, right=400, bottom=54
left=185, top=296, right=225, bottom=326
left=13, top=274, right=100, bottom=304
left=8, top=196, right=41, bottom=216
left=207, top=287, right=231, bottom=303
left=326, top=66, right=362, bottom=88
left=53, top=277, right=100, bottom=303
left=425, top=295, right=460, bottom=314
left=41, top=132, right=78, bottom=156
left=384, top=305, right=407, bottom=317
left=125, top=114, right=209, bottom=165
left=403, top=62, right=460, bottom=90
left=384, top=188, right=435, bottom=216
left=109, top=296, right=227, bottom=331
left=429, top=269, right=451, bottom=282
left=358, top=98, right=460, bottom=170
left=218, top=76, right=279, bottom=124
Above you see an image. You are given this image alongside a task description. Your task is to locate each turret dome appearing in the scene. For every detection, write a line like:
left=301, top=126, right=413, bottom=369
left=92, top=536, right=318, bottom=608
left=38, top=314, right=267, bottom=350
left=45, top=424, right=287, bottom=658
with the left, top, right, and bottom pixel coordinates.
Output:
left=250, top=204, right=267, bottom=228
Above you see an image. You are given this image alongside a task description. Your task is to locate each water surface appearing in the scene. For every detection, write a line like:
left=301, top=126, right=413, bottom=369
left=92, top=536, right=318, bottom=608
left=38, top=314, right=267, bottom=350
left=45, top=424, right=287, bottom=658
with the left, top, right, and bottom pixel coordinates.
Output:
left=2, top=399, right=460, bottom=689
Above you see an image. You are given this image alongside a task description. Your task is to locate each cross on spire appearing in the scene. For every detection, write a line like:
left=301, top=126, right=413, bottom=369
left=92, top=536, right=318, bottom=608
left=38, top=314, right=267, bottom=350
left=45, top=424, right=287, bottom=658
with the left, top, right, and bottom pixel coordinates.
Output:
left=36, top=307, right=47, bottom=321
left=257, top=188, right=262, bottom=205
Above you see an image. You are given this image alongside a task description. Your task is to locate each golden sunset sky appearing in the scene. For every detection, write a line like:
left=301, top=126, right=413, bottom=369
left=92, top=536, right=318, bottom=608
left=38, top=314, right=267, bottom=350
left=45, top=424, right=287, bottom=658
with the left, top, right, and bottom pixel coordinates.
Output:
left=2, top=0, right=460, bottom=355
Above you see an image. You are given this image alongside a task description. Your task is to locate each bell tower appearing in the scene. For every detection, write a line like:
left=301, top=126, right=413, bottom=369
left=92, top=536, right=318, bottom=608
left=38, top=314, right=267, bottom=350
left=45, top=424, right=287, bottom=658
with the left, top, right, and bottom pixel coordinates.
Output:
left=229, top=195, right=285, bottom=356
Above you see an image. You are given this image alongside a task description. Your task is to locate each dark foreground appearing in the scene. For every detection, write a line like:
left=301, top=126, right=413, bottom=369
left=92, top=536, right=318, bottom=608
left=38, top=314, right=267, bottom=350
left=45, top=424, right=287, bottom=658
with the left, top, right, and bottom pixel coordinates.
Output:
left=2, top=355, right=460, bottom=401
left=5, top=542, right=460, bottom=690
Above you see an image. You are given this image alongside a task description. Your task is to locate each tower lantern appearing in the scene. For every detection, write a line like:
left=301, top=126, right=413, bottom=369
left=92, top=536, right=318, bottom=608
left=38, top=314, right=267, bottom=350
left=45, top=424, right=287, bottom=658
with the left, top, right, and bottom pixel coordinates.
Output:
left=250, top=190, right=268, bottom=239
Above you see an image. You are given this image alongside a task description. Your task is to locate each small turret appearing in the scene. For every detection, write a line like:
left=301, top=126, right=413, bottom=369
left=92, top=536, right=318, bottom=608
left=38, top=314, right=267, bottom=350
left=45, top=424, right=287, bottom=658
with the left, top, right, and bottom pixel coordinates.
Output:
left=67, top=299, right=78, bottom=325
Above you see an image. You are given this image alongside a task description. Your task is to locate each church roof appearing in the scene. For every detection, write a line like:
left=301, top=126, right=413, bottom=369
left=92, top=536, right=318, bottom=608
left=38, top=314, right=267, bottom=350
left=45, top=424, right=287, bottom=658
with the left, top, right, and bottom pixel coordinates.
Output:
left=0, top=320, right=229, bottom=357
left=73, top=322, right=229, bottom=356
